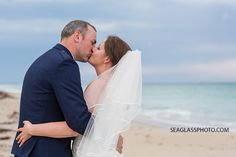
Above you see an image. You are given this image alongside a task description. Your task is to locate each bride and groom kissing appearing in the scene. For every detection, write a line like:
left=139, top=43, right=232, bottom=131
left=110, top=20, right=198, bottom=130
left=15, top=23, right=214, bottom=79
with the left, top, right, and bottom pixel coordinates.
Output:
left=11, top=20, right=142, bottom=157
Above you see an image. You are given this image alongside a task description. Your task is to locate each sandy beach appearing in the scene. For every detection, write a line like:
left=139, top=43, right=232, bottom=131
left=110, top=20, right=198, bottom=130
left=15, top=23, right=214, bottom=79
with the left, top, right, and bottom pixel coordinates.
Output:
left=0, top=91, right=236, bottom=157
left=123, top=122, right=236, bottom=157
left=0, top=92, right=20, bottom=157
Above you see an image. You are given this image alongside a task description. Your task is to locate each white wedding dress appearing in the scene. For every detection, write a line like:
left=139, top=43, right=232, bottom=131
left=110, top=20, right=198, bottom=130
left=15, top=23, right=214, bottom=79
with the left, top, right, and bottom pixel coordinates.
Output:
left=72, top=50, right=142, bottom=157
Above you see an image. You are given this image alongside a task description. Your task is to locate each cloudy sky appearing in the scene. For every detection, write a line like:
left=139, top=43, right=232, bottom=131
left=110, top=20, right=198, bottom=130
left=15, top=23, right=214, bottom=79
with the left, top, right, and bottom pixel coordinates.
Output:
left=0, top=0, right=235, bottom=84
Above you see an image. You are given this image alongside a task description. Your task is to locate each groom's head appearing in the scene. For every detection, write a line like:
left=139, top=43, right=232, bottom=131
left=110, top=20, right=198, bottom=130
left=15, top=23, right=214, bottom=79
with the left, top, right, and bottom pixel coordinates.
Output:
left=60, top=20, right=97, bottom=62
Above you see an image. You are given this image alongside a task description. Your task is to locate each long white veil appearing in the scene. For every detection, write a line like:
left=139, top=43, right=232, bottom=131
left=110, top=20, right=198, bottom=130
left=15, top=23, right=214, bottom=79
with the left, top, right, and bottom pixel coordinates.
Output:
left=73, top=50, right=142, bottom=157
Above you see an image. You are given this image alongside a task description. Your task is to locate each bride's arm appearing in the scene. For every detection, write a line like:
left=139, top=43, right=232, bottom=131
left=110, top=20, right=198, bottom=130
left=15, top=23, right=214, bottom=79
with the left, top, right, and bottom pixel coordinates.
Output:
left=16, top=121, right=79, bottom=147
left=23, top=121, right=79, bottom=137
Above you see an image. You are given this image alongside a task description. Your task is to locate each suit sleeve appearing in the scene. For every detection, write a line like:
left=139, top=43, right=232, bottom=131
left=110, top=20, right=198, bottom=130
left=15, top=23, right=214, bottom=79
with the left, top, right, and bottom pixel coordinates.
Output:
left=51, top=59, right=91, bottom=135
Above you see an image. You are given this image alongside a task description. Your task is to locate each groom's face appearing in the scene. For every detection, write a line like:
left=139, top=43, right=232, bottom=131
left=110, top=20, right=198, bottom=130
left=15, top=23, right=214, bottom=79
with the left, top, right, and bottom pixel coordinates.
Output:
left=76, top=25, right=97, bottom=62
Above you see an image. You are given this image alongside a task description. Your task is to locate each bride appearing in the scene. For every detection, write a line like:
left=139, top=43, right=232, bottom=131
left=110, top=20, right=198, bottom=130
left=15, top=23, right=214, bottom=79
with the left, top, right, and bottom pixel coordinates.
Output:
left=16, top=35, right=142, bottom=157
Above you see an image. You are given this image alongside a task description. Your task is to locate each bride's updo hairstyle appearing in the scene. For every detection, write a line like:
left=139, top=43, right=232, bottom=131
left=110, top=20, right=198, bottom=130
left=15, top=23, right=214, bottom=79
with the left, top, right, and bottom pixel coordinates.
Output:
left=104, top=35, right=132, bottom=66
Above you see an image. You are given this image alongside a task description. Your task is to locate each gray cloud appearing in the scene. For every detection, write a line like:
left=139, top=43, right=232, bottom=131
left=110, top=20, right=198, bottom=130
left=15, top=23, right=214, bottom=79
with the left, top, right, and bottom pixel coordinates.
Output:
left=0, top=0, right=235, bottom=83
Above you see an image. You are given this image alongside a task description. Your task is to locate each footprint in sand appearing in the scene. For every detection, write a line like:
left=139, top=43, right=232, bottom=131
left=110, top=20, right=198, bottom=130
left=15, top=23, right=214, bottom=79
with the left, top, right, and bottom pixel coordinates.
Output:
left=145, top=134, right=153, bottom=143
left=0, top=91, right=14, bottom=99
left=0, top=136, right=11, bottom=140
left=7, top=111, right=19, bottom=121
left=0, top=128, right=12, bottom=134
left=157, top=142, right=163, bottom=146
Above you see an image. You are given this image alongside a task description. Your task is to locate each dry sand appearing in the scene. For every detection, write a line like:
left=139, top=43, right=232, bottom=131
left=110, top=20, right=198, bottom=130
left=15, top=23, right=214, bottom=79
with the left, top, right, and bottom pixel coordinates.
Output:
left=123, top=122, right=236, bottom=157
left=0, top=92, right=20, bottom=157
left=1, top=92, right=236, bottom=157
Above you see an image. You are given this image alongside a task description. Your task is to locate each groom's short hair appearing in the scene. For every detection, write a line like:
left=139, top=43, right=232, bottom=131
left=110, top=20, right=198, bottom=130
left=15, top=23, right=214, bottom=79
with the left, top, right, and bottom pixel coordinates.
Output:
left=60, top=20, right=96, bottom=41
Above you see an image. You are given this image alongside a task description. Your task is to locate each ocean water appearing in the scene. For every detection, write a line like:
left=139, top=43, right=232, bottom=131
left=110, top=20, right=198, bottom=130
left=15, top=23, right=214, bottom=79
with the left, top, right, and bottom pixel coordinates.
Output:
left=1, top=83, right=236, bottom=131
left=0, top=84, right=22, bottom=93
left=140, top=83, right=236, bottom=131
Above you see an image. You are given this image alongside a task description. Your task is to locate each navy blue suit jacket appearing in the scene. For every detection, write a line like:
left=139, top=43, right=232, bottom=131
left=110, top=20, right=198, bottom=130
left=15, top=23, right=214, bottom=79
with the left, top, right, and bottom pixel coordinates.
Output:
left=11, top=44, right=91, bottom=157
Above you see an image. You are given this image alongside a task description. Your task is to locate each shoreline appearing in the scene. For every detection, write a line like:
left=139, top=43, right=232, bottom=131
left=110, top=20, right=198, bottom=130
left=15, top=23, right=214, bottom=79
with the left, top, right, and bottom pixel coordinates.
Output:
left=1, top=83, right=236, bottom=132
left=1, top=91, right=236, bottom=157
left=134, top=115, right=236, bottom=133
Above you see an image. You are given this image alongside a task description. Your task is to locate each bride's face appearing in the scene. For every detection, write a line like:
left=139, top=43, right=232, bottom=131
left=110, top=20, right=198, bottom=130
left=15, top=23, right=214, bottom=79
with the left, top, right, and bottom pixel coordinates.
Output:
left=89, top=40, right=108, bottom=66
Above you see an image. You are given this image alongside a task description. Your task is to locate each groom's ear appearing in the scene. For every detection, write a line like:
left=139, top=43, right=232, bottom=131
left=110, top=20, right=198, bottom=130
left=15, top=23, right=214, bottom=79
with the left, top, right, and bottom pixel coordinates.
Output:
left=74, top=31, right=82, bottom=43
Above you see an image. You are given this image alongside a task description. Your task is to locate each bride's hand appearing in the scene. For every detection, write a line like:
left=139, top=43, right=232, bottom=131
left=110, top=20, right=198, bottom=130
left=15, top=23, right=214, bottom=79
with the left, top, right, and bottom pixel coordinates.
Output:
left=116, top=135, right=123, bottom=153
left=16, top=121, right=33, bottom=147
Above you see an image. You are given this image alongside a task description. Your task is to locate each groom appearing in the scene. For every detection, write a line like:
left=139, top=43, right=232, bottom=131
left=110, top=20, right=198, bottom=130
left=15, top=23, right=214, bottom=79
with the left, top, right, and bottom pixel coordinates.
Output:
left=11, top=20, right=96, bottom=157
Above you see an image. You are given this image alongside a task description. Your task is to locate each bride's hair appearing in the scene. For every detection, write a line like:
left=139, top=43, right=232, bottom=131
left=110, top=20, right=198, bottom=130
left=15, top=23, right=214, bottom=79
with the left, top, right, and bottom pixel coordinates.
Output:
left=104, top=35, right=132, bottom=66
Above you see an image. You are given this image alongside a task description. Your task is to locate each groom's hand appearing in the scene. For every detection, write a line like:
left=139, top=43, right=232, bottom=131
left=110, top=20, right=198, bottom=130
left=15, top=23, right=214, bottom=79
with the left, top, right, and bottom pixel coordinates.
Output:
left=116, top=135, right=123, bottom=153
